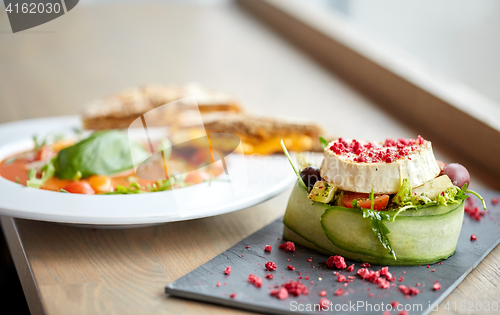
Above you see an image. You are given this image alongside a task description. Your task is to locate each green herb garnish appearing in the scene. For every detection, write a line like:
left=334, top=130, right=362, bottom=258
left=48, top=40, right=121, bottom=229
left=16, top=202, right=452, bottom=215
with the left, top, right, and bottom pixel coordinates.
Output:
left=352, top=190, right=397, bottom=260
left=281, top=140, right=307, bottom=189
left=319, top=137, right=329, bottom=150
left=54, top=130, right=149, bottom=180
left=463, top=183, right=486, bottom=210
left=26, top=159, right=55, bottom=189
left=103, top=182, right=145, bottom=194
left=147, top=179, right=172, bottom=192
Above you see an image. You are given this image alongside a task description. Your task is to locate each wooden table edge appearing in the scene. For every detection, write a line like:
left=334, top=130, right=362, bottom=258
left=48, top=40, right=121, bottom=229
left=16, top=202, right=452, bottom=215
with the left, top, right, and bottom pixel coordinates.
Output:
left=1, top=216, right=46, bottom=315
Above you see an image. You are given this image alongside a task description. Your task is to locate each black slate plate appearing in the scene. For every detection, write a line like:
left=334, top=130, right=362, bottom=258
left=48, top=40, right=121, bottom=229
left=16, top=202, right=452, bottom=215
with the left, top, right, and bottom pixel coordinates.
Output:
left=166, top=188, right=500, bottom=314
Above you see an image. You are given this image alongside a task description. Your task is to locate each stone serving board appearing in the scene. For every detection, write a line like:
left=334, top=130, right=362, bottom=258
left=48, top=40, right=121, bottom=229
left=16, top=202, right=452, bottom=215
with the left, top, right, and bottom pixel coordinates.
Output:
left=166, top=188, right=500, bottom=314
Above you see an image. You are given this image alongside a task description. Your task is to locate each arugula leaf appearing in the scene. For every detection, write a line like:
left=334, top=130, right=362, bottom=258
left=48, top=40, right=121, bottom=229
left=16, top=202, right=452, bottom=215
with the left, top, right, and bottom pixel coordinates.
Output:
left=465, top=187, right=487, bottom=210
left=54, top=130, right=149, bottom=179
left=353, top=190, right=397, bottom=260
left=319, top=137, right=329, bottom=150
left=281, top=140, right=307, bottom=190
left=26, top=159, right=55, bottom=189
left=363, top=208, right=397, bottom=260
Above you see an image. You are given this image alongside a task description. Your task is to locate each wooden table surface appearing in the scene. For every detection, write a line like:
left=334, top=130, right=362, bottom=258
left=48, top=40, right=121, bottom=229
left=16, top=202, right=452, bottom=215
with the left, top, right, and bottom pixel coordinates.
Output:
left=0, top=2, right=498, bottom=314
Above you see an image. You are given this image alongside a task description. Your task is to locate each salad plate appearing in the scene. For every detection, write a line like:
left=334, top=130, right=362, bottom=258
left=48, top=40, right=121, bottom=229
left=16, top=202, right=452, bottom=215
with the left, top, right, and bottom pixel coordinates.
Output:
left=0, top=116, right=296, bottom=226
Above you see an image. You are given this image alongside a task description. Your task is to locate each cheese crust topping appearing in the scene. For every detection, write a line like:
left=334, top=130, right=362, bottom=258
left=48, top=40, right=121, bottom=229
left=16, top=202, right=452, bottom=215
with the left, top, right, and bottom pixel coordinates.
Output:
left=320, top=137, right=440, bottom=194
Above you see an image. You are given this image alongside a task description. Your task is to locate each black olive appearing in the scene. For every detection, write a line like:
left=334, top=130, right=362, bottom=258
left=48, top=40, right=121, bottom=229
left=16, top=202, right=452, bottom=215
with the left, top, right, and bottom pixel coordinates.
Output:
left=300, top=166, right=321, bottom=188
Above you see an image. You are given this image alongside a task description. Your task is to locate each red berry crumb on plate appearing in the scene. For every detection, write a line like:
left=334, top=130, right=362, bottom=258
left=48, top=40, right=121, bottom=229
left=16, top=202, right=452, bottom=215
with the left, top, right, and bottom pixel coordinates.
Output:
left=265, top=261, right=277, bottom=271
left=433, top=281, right=441, bottom=291
left=319, top=298, right=331, bottom=310
left=279, top=241, right=295, bottom=252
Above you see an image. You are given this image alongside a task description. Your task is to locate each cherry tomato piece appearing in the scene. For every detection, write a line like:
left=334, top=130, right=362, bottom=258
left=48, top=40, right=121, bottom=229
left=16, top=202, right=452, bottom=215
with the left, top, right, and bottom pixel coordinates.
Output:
left=88, top=175, right=112, bottom=193
left=343, top=192, right=390, bottom=210
left=63, top=181, right=96, bottom=194
left=34, top=146, right=56, bottom=161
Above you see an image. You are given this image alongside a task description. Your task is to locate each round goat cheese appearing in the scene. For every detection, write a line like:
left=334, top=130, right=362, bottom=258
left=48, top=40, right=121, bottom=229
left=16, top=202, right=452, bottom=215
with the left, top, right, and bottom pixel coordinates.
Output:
left=320, top=137, right=440, bottom=194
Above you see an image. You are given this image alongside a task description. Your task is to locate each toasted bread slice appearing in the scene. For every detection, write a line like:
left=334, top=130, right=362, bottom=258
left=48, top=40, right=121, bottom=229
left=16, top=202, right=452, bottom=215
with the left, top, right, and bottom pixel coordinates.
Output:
left=199, top=113, right=326, bottom=154
left=82, top=83, right=242, bottom=130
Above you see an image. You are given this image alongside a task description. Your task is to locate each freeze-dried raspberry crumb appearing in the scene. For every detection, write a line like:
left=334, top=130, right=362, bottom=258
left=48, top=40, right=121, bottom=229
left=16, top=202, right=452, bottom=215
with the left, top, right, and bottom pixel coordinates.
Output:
left=379, top=266, right=389, bottom=276
left=399, top=285, right=419, bottom=296
left=334, top=288, right=344, bottom=296
left=337, top=275, right=346, bottom=282
left=357, top=268, right=370, bottom=279
left=224, top=266, right=231, bottom=275
left=464, top=203, right=486, bottom=221
left=279, top=241, right=295, bottom=252
left=368, top=293, right=374, bottom=298
left=265, top=261, right=277, bottom=271
left=433, top=281, right=441, bottom=291
left=270, top=287, right=288, bottom=300
left=245, top=246, right=250, bottom=249
left=266, top=274, right=274, bottom=280
left=398, top=276, right=404, bottom=282
left=319, top=290, right=326, bottom=297
left=360, top=263, right=370, bottom=267
left=431, top=269, right=435, bottom=272
left=287, top=265, right=295, bottom=271
left=438, top=262, right=443, bottom=265
left=230, top=293, right=236, bottom=298
left=386, top=273, right=395, bottom=282
left=248, top=274, right=262, bottom=288
left=264, top=245, right=272, bottom=252
left=347, top=264, right=354, bottom=272
left=399, top=311, right=408, bottom=315
left=471, top=234, right=477, bottom=241
left=492, top=197, right=498, bottom=205
left=326, top=255, right=347, bottom=269
left=383, top=312, right=390, bottom=315
left=378, top=280, right=390, bottom=289
left=216, top=281, right=221, bottom=287
left=284, top=280, right=308, bottom=296
left=319, top=298, right=331, bottom=310
left=391, top=301, right=399, bottom=307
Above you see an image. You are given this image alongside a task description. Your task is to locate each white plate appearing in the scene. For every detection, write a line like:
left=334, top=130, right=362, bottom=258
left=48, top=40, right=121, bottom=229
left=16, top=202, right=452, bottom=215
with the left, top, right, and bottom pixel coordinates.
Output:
left=0, top=116, right=296, bottom=226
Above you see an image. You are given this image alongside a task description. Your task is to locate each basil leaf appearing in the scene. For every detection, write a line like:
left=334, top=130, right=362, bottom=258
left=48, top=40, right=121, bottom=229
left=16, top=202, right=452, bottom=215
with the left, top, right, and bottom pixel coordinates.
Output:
left=54, top=131, right=149, bottom=179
